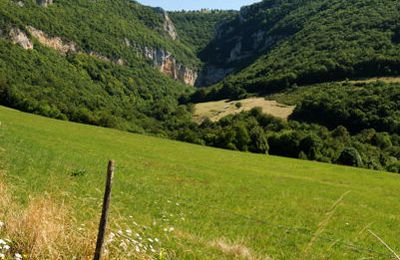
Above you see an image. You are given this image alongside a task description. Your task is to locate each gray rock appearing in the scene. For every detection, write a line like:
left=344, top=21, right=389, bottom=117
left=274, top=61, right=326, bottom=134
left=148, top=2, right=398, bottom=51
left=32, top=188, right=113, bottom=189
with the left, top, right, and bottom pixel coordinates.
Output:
left=37, top=0, right=53, bottom=7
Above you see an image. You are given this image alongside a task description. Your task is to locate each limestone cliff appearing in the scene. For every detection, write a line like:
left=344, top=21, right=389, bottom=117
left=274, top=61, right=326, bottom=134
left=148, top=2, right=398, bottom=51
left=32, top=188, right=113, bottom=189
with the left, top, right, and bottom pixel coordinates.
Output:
left=28, top=26, right=76, bottom=54
left=144, top=47, right=197, bottom=85
left=36, top=0, right=53, bottom=7
left=10, top=25, right=196, bottom=85
left=163, top=12, right=177, bottom=40
left=9, top=28, right=33, bottom=50
left=196, top=5, right=284, bottom=87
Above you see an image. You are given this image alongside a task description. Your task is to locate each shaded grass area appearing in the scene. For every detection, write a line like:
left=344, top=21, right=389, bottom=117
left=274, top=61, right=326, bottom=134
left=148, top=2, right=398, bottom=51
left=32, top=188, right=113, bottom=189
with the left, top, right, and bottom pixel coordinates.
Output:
left=0, top=106, right=399, bottom=259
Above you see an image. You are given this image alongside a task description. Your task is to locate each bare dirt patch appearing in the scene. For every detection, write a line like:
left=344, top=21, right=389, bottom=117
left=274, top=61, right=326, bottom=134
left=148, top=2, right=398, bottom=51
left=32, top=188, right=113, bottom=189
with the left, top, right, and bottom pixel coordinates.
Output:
left=193, top=97, right=295, bottom=123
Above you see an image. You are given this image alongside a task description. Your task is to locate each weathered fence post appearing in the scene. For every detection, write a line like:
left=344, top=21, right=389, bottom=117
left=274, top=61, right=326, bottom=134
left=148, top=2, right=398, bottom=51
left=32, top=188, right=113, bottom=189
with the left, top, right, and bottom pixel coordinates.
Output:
left=94, top=160, right=115, bottom=260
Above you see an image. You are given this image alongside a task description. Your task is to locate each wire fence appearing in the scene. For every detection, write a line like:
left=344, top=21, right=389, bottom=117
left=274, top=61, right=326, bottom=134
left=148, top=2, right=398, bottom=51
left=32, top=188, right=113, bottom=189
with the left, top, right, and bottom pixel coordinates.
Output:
left=176, top=198, right=395, bottom=258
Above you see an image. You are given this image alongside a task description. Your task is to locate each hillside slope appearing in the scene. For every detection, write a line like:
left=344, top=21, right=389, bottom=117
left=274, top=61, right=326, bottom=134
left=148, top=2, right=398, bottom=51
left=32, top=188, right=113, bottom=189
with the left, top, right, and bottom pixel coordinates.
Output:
left=170, top=10, right=237, bottom=54
left=1, top=106, right=400, bottom=259
left=0, top=0, right=205, bottom=133
left=195, top=0, right=400, bottom=94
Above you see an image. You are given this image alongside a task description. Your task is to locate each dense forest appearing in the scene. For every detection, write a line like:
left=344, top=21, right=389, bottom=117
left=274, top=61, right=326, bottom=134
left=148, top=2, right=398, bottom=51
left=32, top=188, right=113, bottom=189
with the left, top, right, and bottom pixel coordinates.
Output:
left=192, top=0, right=400, bottom=100
left=170, top=10, right=237, bottom=54
left=177, top=81, right=400, bottom=173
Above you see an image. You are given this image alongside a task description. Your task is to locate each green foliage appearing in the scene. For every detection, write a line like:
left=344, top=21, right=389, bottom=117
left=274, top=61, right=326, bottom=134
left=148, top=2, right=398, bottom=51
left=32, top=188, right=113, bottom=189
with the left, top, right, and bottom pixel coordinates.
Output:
left=291, top=82, right=400, bottom=134
left=0, top=38, right=191, bottom=133
left=170, top=10, right=236, bottom=54
left=195, top=0, right=400, bottom=97
left=2, top=105, right=400, bottom=259
left=0, top=0, right=199, bottom=67
left=0, top=0, right=399, bottom=175
left=337, top=147, right=363, bottom=167
left=173, top=106, right=399, bottom=172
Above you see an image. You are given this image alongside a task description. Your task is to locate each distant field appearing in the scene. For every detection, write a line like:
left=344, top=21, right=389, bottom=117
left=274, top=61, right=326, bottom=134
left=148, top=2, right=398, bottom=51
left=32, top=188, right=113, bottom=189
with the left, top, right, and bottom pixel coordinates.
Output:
left=349, top=76, right=400, bottom=84
left=0, top=106, right=400, bottom=259
left=193, top=97, right=295, bottom=123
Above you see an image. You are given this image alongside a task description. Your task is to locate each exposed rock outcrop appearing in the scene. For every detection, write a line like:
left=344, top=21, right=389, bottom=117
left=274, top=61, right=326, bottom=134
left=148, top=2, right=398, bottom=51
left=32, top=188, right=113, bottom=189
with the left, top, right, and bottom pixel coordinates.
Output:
left=18, top=25, right=194, bottom=85
left=144, top=47, right=197, bottom=85
left=123, top=37, right=197, bottom=85
left=196, top=66, right=234, bottom=87
left=37, top=0, right=53, bottom=7
left=197, top=29, right=283, bottom=86
left=9, top=28, right=33, bottom=50
left=15, top=1, right=24, bottom=7
left=163, top=12, right=177, bottom=40
left=27, top=26, right=76, bottom=54
left=27, top=26, right=125, bottom=65
left=154, top=8, right=178, bottom=40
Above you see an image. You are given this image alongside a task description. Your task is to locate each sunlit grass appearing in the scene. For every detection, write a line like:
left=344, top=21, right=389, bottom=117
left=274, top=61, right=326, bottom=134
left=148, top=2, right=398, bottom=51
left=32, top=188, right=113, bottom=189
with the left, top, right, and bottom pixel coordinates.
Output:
left=0, top=106, right=399, bottom=259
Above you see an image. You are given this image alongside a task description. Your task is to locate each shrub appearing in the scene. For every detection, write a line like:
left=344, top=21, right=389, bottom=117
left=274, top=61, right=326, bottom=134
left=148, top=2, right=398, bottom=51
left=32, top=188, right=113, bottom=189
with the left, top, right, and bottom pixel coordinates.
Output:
left=337, top=147, right=363, bottom=167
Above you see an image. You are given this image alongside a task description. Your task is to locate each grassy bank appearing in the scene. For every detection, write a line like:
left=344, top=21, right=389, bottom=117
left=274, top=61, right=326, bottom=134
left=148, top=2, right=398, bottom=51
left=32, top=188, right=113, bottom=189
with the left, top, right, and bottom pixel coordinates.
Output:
left=0, top=106, right=399, bottom=259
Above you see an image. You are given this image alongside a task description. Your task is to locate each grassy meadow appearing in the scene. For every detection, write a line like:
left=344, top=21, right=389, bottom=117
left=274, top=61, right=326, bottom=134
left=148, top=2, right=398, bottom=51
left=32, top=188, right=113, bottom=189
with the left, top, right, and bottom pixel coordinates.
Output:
left=0, top=105, right=399, bottom=259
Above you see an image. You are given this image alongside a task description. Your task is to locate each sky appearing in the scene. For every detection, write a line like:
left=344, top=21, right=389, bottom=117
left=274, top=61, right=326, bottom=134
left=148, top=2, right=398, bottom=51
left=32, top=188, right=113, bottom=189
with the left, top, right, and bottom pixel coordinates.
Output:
left=137, top=0, right=261, bottom=11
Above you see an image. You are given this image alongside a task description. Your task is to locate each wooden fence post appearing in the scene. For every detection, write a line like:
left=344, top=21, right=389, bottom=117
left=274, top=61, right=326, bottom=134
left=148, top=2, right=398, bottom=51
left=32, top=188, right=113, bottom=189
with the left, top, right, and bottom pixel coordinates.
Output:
left=94, top=160, right=115, bottom=260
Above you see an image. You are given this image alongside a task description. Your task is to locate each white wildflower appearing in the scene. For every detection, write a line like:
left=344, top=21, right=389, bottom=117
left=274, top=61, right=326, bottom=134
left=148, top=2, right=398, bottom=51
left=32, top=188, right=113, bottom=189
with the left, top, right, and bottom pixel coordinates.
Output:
left=0, top=253, right=5, bottom=259
left=155, top=238, right=159, bottom=243
left=119, top=241, right=127, bottom=251
left=147, top=238, right=154, bottom=243
left=135, top=245, right=140, bottom=252
left=0, top=239, right=5, bottom=245
left=125, top=229, right=132, bottom=235
left=3, top=245, right=10, bottom=250
left=15, top=253, right=23, bottom=259
left=0, top=221, right=4, bottom=228
left=169, top=227, right=174, bottom=232
left=117, top=230, right=123, bottom=236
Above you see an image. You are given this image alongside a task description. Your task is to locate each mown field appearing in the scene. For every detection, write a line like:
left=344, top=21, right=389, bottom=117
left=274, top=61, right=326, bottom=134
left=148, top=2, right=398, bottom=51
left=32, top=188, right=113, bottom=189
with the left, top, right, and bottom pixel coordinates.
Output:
left=0, top=105, right=399, bottom=259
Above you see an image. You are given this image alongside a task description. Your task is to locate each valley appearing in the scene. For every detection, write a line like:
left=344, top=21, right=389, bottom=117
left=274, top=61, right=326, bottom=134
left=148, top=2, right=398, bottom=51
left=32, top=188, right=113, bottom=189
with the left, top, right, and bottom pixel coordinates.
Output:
left=0, top=0, right=399, bottom=258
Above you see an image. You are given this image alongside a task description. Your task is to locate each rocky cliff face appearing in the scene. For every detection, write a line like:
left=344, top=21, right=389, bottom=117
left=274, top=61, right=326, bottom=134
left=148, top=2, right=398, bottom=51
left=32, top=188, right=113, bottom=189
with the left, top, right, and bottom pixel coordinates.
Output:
left=37, top=0, right=53, bottom=7
left=195, top=66, right=234, bottom=87
left=25, top=26, right=196, bottom=84
left=7, top=24, right=196, bottom=85
left=9, top=28, right=33, bottom=50
left=163, top=12, right=177, bottom=40
left=196, top=6, right=284, bottom=87
left=143, top=47, right=197, bottom=85
left=28, top=26, right=76, bottom=54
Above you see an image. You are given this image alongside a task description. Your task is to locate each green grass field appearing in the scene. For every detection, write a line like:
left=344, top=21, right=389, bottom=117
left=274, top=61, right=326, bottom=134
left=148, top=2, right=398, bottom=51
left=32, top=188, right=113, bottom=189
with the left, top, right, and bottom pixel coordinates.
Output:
left=0, top=105, right=399, bottom=259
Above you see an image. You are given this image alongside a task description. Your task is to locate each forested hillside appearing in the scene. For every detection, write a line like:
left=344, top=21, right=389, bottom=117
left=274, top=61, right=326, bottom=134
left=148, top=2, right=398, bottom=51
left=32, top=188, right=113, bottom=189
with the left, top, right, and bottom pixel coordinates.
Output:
left=170, top=10, right=237, bottom=54
left=0, top=0, right=202, bottom=134
left=192, top=0, right=400, bottom=98
left=0, top=0, right=399, bottom=173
